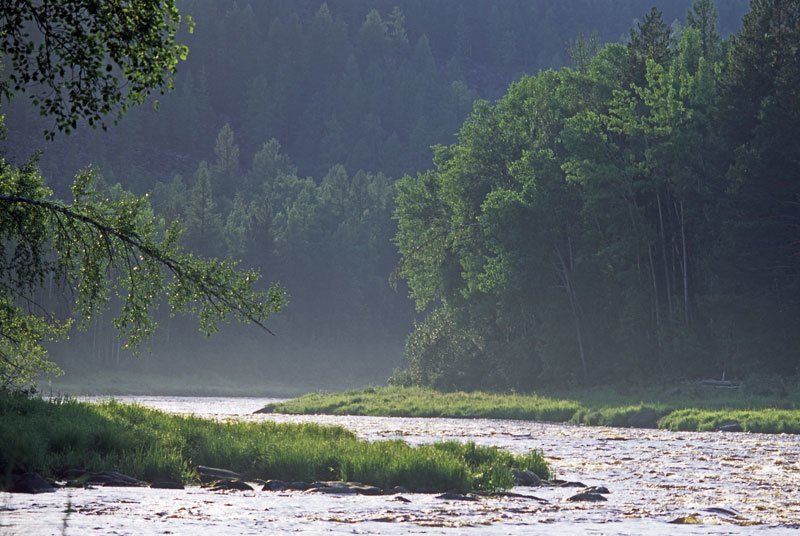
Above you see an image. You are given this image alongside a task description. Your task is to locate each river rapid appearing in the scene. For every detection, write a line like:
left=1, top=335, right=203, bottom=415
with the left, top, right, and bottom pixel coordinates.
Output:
left=2, top=396, right=799, bottom=535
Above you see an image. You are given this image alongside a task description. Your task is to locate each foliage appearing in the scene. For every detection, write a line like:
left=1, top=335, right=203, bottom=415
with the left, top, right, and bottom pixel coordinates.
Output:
left=392, top=0, right=800, bottom=389
left=0, top=0, right=192, bottom=138
left=0, top=161, right=286, bottom=387
left=0, top=1, right=284, bottom=388
left=0, top=392, right=550, bottom=491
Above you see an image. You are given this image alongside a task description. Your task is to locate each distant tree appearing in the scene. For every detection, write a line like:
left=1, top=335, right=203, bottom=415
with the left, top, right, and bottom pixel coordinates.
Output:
left=211, top=123, right=240, bottom=193
left=185, top=162, right=225, bottom=256
left=686, top=0, right=720, bottom=59
left=627, top=7, right=674, bottom=88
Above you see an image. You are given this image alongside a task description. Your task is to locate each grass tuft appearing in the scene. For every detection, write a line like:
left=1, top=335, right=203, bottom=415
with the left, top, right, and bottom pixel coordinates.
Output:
left=0, top=391, right=547, bottom=492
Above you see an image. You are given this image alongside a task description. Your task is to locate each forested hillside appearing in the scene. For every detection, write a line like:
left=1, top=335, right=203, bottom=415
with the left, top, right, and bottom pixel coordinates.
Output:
left=394, top=0, right=800, bottom=389
left=4, top=0, right=774, bottom=390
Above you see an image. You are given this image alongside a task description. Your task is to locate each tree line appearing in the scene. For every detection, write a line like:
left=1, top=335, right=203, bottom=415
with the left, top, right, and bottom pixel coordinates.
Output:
left=393, top=0, right=800, bottom=389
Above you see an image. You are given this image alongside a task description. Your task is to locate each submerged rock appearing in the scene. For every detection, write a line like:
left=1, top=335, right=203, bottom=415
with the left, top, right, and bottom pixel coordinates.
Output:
left=207, top=478, right=254, bottom=491
left=582, top=486, right=610, bottom=494
left=263, top=480, right=312, bottom=491
left=306, top=481, right=383, bottom=495
left=704, top=506, right=741, bottom=517
left=512, top=469, right=542, bottom=487
left=151, top=480, right=184, bottom=490
left=717, top=422, right=744, bottom=433
left=10, top=473, right=55, bottom=494
left=567, top=491, right=607, bottom=502
left=436, top=492, right=478, bottom=501
left=548, top=479, right=586, bottom=488
left=196, top=465, right=241, bottom=483
left=625, top=408, right=660, bottom=428
left=669, top=515, right=702, bottom=524
left=85, top=471, right=144, bottom=487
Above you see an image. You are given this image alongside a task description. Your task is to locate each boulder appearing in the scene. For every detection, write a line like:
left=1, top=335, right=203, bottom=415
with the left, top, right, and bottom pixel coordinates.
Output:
left=567, top=491, right=607, bottom=502
left=512, top=469, right=542, bottom=487
left=196, top=466, right=241, bottom=483
left=625, top=408, right=660, bottom=428
left=582, top=486, right=610, bottom=494
left=548, top=479, right=586, bottom=488
left=262, top=480, right=312, bottom=491
left=717, top=422, right=743, bottom=433
left=207, top=478, right=254, bottom=491
left=10, top=473, right=55, bottom=494
left=85, top=471, right=144, bottom=487
left=387, top=485, right=410, bottom=495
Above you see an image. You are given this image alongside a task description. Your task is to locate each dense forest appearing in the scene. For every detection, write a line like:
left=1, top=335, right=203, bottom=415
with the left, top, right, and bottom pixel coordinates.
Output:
left=394, top=0, right=800, bottom=389
left=5, top=0, right=795, bottom=391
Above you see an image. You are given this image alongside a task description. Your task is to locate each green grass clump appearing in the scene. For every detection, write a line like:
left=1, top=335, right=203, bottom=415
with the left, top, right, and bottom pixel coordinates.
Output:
left=262, top=385, right=800, bottom=434
left=261, top=386, right=580, bottom=422
left=0, top=391, right=547, bottom=493
left=658, top=408, right=800, bottom=434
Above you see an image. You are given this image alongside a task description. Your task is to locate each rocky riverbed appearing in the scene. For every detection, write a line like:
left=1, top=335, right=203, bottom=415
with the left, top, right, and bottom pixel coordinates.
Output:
left=2, top=395, right=799, bottom=534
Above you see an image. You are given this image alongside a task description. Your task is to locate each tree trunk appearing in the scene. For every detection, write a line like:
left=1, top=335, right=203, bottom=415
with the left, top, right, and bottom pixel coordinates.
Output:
left=657, top=191, right=673, bottom=318
left=678, top=200, right=690, bottom=325
left=555, top=244, right=588, bottom=383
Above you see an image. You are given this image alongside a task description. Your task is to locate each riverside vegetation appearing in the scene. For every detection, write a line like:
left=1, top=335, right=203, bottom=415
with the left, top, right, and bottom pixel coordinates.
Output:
left=0, top=392, right=549, bottom=494
left=261, top=384, right=800, bottom=434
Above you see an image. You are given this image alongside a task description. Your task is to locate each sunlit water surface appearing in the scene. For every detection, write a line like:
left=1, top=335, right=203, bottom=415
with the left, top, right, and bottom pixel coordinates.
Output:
left=2, top=395, right=799, bottom=535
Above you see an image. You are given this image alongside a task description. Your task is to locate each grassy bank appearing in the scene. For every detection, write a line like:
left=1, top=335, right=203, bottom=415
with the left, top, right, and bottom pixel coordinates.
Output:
left=0, top=392, right=548, bottom=492
left=261, top=384, right=800, bottom=434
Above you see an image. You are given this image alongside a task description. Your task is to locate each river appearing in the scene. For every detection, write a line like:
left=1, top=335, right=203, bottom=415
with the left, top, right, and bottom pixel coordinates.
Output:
left=2, top=395, right=798, bottom=535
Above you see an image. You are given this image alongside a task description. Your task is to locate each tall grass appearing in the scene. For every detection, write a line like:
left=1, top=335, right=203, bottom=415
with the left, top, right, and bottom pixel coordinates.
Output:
left=0, top=392, right=548, bottom=492
left=262, top=385, right=800, bottom=434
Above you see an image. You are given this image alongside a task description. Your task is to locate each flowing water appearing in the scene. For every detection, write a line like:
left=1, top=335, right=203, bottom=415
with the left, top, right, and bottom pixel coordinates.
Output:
left=2, top=396, right=799, bottom=535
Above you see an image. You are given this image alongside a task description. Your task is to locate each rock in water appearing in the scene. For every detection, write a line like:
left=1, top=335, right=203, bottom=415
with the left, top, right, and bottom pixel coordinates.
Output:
left=582, top=486, right=610, bottom=494
left=196, top=466, right=241, bottom=483
left=625, top=408, right=660, bottom=428
left=306, top=481, right=383, bottom=495
left=85, top=471, right=144, bottom=487
left=567, top=492, right=607, bottom=502
left=207, top=479, right=254, bottom=491
left=512, top=469, right=542, bottom=487
left=151, top=480, right=184, bottom=489
left=436, top=492, right=478, bottom=501
left=669, top=515, right=701, bottom=524
left=717, top=422, right=743, bottom=433
left=10, top=473, right=55, bottom=494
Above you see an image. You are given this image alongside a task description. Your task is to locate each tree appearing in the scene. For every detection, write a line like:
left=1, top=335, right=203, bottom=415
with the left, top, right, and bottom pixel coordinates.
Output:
left=185, top=162, right=225, bottom=257
left=686, top=0, right=720, bottom=59
left=0, top=0, right=192, bottom=138
left=0, top=2, right=285, bottom=387
left=627, top=7, right=674, bottom=89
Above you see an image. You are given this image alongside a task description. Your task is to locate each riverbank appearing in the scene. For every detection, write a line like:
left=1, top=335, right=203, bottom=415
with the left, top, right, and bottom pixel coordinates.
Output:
left=37, top=369, right=369, bottom=398
left=0, top=392, right=548, bottom=494
left=260, top=384, right=800, bottom=434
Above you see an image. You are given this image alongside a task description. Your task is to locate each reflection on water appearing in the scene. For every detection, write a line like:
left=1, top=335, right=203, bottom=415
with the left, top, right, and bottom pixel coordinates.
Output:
left=2, top=395, right=799, bottom=535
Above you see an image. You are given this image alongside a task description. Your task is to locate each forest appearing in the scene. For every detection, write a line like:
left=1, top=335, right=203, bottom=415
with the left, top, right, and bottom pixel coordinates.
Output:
left=2, top=0, right=797, bottom=391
